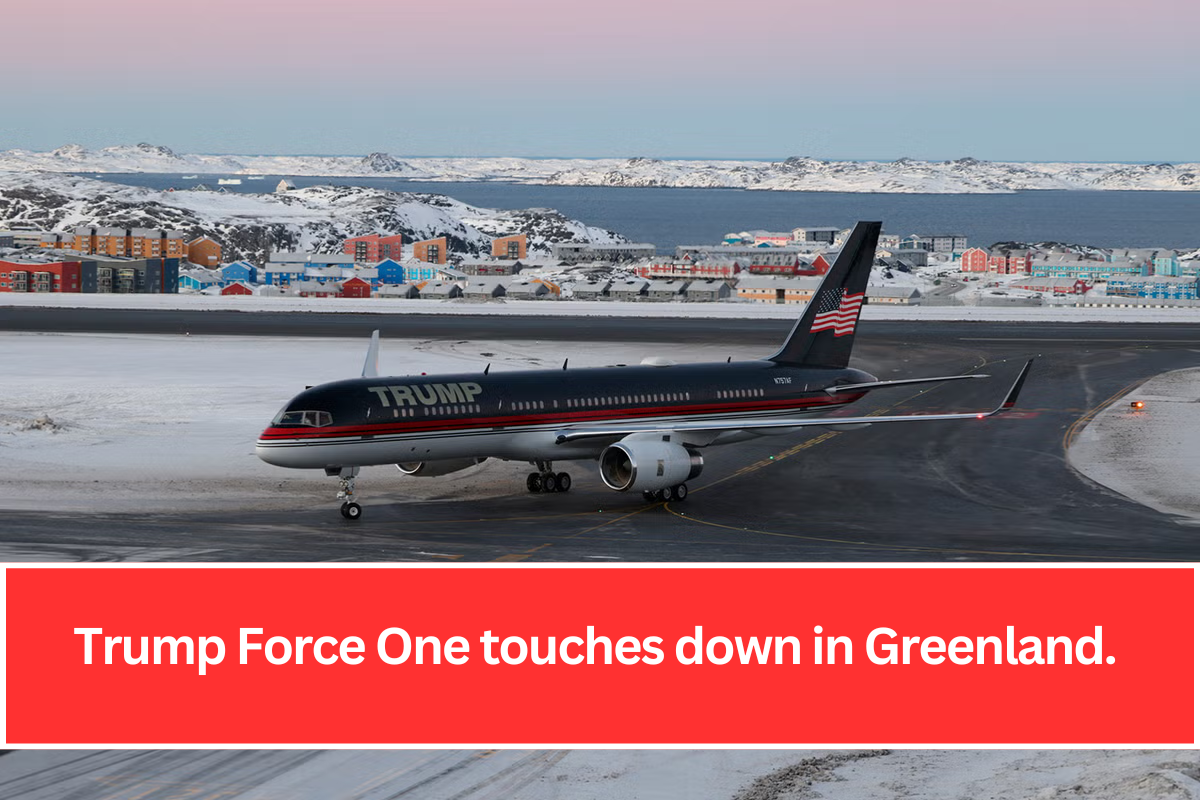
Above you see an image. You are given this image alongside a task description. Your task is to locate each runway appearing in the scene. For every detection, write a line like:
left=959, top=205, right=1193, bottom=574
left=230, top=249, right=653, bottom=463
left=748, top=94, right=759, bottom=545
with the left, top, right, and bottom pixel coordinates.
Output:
left=3, top=312, right=1199, bottom=561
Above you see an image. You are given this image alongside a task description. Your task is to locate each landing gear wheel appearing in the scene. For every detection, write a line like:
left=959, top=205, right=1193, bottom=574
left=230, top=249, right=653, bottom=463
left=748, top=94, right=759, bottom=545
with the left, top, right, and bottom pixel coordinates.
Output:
left=555, top=472, right=572, bottom=492
left=658, top=487, right=673, bottom=502
left=670, top=483, right=688, bottom=502
left=542, top=472, right=559, bottom=493
left=340, top=502, right=362, bottom=520
left=527, top=473, right=543, bottom=493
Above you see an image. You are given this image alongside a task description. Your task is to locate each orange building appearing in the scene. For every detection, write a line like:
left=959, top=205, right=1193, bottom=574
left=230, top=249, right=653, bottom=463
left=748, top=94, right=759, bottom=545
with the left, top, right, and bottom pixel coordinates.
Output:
left=187, top=236, right=222, bottom=267
left=344, top=234, right=404, bottom=263
left=960, top=247, right=989, bottom=272
left=71, top=227, right=189, bottom=259
left=412, top=237, right=447, bottom=264
left=129, top=230, right=187, bottom=259
left=492, top=234, right=527, bottom=260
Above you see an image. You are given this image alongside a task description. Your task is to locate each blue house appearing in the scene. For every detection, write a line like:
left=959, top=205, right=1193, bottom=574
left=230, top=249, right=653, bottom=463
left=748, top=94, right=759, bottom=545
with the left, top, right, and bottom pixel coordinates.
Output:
left=1108, top=275, right=1198, bottom=300
left=179, top=269, right=220, bottom=291
left=375, top=258, right=406, bottom=284
left=403, top=259, right=441, bottom=282
left=264, top=252, right=356, bottom=285
left=1153, top=252, right=1180, bottom=277
left=220, top=260, right=258, bottom=286
left=262, top=265, right=305, bottom=286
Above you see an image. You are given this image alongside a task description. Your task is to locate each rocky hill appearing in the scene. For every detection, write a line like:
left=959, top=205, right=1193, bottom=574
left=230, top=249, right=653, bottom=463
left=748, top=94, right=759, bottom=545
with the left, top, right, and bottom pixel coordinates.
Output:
left=0, top=172, right=624, bottom=264
left=0, top=145, right=1196, bottom=193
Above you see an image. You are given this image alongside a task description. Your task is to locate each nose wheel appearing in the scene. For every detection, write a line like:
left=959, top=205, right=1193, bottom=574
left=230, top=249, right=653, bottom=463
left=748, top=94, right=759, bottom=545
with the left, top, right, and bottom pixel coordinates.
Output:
left=333, top=466, right=363, bottom=520
left=527, top=462, right=571, bottom=493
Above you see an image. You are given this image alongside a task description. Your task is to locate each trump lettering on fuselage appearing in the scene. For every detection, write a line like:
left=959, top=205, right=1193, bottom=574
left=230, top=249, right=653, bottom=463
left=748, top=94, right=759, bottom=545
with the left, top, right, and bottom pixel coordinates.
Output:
left=367, top=382, right=484, bottom=408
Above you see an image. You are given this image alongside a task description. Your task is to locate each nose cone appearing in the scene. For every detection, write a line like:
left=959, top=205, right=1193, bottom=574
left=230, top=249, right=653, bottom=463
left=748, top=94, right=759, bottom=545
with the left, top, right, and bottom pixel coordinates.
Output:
left=255, top=439, right=283, bottom=466
left=256, top=426, right=293, bottom=467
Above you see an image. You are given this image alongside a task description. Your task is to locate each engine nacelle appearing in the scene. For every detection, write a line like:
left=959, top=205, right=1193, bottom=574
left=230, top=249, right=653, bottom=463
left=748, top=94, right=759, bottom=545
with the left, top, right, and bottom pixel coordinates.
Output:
left=599, top=434, right=703, bottom=492
left=396, top=457, right=487, bottom=477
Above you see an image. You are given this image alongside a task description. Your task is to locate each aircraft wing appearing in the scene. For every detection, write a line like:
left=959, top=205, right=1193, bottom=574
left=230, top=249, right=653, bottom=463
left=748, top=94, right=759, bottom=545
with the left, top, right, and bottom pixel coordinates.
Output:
left=555, top=359, right=1032, bottom=445
left=824, top=373, right=987, bottom=395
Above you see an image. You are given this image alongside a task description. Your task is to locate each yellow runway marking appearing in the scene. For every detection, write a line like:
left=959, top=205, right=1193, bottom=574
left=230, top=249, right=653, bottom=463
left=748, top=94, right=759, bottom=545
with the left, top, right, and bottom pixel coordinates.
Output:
left=492, top=543, right=554, bottom=562
left=566, top=504, right=664, bottom=539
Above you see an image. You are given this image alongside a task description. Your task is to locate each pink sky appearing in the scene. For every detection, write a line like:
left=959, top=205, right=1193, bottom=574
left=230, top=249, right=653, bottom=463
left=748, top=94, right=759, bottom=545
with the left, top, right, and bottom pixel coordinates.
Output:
left=8, top=0, right=1192, bottom=91
left=4, top=0, right=1196, bottom=158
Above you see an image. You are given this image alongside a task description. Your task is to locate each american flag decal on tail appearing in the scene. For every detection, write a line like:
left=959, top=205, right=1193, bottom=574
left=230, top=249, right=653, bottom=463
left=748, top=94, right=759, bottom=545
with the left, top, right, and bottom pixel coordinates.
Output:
left=809, top=289, right=865, bottom=337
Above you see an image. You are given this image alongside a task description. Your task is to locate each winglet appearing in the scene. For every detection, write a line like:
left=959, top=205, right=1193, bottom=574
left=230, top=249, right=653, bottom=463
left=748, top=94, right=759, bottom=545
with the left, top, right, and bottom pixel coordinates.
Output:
left=361, top=330, right=381, bottom=378
left=999, top=359, right=1034, bottom=411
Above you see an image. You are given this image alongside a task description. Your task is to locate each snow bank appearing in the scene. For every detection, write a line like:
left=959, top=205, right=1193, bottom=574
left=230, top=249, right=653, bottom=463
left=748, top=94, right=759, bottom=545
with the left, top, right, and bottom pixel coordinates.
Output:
left=1068, top=368, right=1200, bottom=522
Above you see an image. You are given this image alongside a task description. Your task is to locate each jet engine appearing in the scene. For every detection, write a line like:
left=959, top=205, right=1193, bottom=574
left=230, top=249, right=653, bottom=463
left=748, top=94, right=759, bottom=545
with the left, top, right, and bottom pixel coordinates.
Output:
left=599, top=434, right=703, bottom=492
left=396, top=457, right=487, bottom=477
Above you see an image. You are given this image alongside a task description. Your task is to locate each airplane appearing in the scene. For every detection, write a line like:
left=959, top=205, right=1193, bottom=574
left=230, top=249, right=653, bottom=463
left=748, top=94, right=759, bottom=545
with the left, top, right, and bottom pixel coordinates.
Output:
left=256, top=221, right=1032, bottom=519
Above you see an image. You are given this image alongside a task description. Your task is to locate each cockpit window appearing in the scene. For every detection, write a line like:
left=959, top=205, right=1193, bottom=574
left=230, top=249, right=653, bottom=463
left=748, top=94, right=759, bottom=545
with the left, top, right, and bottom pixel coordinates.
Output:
left=273, top=409, right=333, bottom=427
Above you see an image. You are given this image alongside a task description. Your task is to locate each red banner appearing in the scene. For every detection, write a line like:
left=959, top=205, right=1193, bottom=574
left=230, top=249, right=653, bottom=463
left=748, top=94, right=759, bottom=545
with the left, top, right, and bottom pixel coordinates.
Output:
left=5, top=567, right=1193, bottom=744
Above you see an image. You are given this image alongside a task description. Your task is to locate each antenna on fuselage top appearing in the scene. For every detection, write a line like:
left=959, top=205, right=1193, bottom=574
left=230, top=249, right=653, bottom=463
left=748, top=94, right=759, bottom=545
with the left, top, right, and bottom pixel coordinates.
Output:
left=727, top=356, right=732, bottom=363
left=484, top=363, right=491, bottom=375
left=563, top=358, right=569, bottom=370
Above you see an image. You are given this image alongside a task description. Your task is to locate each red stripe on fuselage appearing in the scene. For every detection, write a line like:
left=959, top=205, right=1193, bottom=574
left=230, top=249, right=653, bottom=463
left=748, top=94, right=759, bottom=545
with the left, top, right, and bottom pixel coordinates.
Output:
left=258, top=393, right=865, bottom=442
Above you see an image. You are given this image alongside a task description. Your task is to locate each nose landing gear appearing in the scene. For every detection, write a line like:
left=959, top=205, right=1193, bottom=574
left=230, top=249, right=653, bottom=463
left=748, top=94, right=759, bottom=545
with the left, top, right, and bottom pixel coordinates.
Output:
left=329, top=466, right=363, bottom=520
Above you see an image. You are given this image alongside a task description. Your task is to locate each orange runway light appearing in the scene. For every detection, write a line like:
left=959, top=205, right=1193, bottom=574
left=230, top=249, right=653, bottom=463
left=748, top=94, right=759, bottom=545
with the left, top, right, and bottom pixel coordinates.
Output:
left=1131, top=401, right=1145, bottom=410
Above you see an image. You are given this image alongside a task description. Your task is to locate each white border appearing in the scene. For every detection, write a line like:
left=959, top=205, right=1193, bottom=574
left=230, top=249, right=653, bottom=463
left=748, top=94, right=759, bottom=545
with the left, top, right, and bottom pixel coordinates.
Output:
left=4, top=562, right=1195, bottom=749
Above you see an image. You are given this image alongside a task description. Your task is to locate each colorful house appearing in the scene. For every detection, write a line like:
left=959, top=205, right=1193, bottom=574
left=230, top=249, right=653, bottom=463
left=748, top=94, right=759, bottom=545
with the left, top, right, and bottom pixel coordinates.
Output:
left=412, top=237, right=448, bottom=264
left=344, top=234, right=404, bottom=263
left=220, top=261, right=258, bottom=286
left=221, top=281, right=254, bottom=296
left=375, top=258, right=406, bottom=285
left=338, top=276, right=372, bottom=298
left=960, top=247, right=989, bottom=273
left=492, top=234, right=527, bottom=260
left=179, top=269, right=220, bottom=291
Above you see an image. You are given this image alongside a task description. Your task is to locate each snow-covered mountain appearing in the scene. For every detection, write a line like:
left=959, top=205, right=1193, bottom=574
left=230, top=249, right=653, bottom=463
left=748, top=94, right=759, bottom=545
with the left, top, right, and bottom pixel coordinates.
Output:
left=0, top=146, right=1196, bottom=192
left=0, top=172, right=624, bottom=264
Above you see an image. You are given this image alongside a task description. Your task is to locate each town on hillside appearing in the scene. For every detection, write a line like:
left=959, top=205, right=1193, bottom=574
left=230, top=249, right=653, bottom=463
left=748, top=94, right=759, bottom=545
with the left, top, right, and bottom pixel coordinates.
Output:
left=1, top=224, right=1197, bottom=308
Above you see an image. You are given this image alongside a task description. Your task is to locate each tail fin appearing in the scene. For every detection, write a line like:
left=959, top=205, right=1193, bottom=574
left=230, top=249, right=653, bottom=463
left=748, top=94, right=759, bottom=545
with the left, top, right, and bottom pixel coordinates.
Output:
left=361, top=329, right=380, bottom=378
left=767, top=220, right=881, bottom=368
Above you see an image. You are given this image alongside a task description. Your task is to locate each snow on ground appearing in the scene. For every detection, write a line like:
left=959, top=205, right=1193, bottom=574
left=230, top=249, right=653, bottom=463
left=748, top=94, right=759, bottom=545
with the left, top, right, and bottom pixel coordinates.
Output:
left=0, top=749, right=1195, bottom=800
left=0, top=332, right=760, bottom=513
left=6, top=291, right=1200, bottom=323
left=804, top=750, right=1200, bottom=800
left=1068, top=368, right=1200, bottom=523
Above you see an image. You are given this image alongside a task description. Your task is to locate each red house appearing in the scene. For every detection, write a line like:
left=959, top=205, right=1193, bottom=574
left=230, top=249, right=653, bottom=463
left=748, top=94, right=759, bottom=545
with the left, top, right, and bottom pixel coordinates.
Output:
left=988, top=249, right=1032, bottom=275
left=338, top=276, right=372, bottom=298
left=0, top=259, right=82, bottom=293
left=794, top=254, right=831, bottom=276
left=960, top=247, right=989, bottom=272
left=221, top=281, right=254, bottom=296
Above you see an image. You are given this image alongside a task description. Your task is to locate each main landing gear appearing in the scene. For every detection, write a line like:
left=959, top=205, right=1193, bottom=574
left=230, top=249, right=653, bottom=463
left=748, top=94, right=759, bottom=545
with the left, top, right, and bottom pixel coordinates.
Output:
left=329, top=466, right=362, bottom=520
left=643, top=484, right=689, bottom=503
left=527, top=461, right=572, bottom=494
